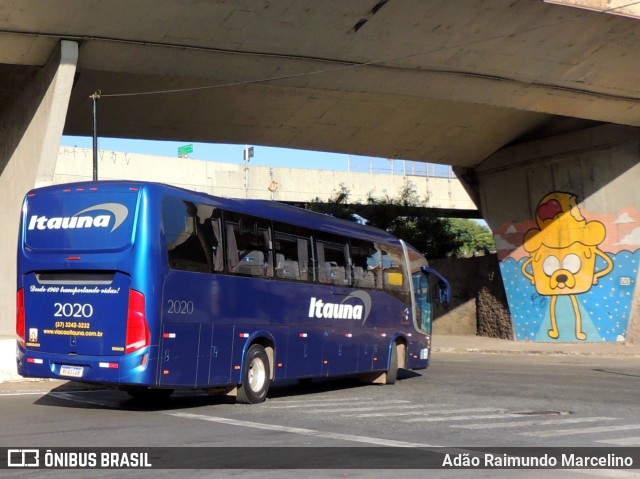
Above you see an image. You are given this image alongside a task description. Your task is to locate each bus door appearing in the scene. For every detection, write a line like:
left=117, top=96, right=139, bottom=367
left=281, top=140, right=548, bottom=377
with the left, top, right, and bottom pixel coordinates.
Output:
left=412, top=271, right=433, bottom=336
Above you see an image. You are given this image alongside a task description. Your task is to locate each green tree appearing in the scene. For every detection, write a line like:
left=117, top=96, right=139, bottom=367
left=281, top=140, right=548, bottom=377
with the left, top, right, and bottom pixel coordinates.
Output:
left=447, top=218, right=495, bottom=258
left=310, top=181, right=494, bottom=259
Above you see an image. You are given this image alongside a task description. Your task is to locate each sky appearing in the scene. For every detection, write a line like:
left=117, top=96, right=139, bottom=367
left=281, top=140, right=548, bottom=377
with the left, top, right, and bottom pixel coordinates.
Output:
left=60, top=135, right=449, bottom=177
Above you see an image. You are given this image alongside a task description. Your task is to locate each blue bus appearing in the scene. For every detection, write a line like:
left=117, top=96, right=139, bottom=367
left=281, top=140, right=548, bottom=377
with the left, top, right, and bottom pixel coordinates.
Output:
left=16, top=181, right=449, bottom=403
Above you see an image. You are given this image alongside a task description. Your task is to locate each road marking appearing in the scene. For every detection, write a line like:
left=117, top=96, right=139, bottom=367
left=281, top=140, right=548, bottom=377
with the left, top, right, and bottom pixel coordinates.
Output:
left=524, top=424, right=640, bottom=438
left=49, top=391, right=119, bottom=409
left=305, top=404, right=423, bottom=414
left=268, top=397, right=375, bottom=405
left=0, top=389, right=110, bottom=398
left=414, top=407, right=502, bottom=415
left=267, top=399, right=410, bottom=409
left=164, top=411, right=436, bottom=447
left=453, top=417, right=619, bottom=430
left=161, top=412, right=640, bottom=478
left=0, top=391, right=49, bottom=397
left=345, top=411, right=429, bottom=418
left=403, top=412, right=550, bottom=423
left=346, top=407, right=503, bottom=419
left=576, top=470, right=640, bottom=479
left=598, top=436, right=640, bottom=446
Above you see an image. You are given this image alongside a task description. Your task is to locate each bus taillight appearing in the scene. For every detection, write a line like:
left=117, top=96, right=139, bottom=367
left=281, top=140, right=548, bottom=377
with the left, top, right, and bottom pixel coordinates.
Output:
left=125, top=290, right=150, bottom=354
left=16, top=289, right=25, bottom=347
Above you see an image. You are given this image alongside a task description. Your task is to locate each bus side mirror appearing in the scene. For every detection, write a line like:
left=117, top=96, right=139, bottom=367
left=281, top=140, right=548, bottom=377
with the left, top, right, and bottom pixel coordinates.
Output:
left=421, top=266, right=451, bottom=306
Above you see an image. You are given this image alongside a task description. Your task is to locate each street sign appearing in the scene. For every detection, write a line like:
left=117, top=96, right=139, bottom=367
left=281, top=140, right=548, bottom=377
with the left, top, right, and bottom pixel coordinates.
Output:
left=178, top=144, right=193, bottom=157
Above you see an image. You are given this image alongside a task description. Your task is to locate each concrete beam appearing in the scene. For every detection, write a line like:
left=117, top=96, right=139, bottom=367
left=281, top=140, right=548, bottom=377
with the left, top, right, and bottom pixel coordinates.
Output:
left=0, top=40, right=78, bottom=339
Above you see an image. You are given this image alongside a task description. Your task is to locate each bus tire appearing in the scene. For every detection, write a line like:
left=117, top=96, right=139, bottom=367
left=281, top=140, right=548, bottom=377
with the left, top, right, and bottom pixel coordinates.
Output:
left=237, top=344, right=271, bottom=404
left=386, top=342, right=399, bottom=385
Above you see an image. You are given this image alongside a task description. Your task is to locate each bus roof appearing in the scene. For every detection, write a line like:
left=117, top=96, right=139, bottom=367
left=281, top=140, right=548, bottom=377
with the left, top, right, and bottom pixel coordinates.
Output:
left=28, top=181, right=405, bottom=246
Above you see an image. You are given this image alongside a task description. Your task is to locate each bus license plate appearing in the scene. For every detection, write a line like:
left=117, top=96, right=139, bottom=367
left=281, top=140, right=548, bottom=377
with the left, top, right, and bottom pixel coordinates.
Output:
left=60, top=366, right=84, bottom=378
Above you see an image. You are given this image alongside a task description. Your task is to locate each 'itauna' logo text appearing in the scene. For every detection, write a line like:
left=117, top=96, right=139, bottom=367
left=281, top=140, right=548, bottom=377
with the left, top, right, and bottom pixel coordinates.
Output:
left=308, top=291, right=372, bottom=323
left=27, top=203, right=129, bottom=233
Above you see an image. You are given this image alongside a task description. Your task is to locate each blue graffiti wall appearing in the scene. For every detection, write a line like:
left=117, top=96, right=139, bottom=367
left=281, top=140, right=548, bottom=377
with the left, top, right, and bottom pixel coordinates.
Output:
left=494, top=192, right=640, bottom=342
left=501, top=250, right=639, bottom=341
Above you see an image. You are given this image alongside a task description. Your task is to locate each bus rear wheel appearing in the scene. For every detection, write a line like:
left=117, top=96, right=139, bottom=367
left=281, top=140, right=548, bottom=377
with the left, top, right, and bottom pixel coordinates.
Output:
left=237, top=344, right=271, bottom=404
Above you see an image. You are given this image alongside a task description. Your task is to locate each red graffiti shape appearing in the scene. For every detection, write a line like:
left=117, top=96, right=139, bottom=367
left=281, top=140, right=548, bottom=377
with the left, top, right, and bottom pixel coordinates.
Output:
left=538, top=199, right=563, bottom=221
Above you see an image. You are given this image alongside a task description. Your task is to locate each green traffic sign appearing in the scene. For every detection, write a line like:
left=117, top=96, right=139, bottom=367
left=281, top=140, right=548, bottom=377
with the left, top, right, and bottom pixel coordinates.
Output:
left=178, top=144, right=193, bottom=156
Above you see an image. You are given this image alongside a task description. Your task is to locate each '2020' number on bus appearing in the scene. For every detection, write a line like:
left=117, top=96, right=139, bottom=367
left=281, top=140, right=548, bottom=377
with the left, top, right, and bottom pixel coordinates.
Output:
left=167, top=300, right=194, bottom=315
left=54, top=302, right=94, bottom=318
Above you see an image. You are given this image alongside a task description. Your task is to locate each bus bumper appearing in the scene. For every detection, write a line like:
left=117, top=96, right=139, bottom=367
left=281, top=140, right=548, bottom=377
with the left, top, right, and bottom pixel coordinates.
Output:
left=16, top=344, right=158, bottom=386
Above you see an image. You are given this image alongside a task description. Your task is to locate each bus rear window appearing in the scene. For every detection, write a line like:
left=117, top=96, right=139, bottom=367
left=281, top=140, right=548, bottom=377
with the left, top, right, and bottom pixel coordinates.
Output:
left=23, top=191, right=138, bottom=253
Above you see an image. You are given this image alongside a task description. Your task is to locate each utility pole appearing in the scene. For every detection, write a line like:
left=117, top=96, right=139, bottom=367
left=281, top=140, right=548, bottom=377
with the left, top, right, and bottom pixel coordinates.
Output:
left=244, top=145, right=254, bottom=197
left=89, top=91, right=101, bottom=181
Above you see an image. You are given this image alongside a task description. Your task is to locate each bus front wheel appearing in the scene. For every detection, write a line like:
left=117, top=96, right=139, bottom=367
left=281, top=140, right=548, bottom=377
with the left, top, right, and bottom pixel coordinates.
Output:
left=237, top=344, right=271, bottom=404
left=386, top=342, right=399, bottom=385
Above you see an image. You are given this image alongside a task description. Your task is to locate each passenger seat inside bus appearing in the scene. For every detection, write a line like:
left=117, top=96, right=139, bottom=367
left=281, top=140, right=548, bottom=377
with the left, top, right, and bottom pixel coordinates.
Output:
left=319, top=262, right=349, bottom=285
left=353, top=266, right=376, bottom=288
left=236, top=250, right=266, bottom=276
left=275, top=253, right=300, bottom=280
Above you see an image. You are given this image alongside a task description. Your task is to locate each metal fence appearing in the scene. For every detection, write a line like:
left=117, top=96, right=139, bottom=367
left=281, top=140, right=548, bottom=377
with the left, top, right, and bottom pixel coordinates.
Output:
left=346, top=157, right=455, bottom=178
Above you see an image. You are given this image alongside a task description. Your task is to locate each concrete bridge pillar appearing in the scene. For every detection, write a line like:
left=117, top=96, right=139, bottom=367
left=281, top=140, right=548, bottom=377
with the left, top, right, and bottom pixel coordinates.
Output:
left=0, top=40, right=78, bottom=349
left=474, top=125, right=640, bottom=343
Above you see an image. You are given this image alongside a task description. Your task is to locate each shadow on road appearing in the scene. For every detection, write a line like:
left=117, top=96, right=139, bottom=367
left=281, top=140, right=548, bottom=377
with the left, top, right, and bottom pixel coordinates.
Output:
left=32, top=368, right=423, bottom=411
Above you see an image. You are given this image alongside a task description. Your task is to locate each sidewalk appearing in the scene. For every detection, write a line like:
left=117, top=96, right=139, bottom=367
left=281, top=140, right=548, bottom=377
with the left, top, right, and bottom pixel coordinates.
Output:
left=432, top=334, right=640, bottom=358
left=2, top=335, right=640, bottom=392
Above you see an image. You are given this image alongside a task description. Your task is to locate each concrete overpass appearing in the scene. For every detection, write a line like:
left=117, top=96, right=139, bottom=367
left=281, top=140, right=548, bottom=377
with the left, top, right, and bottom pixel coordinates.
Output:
left=55, top=146, right=476, bottom=211
left=1, top=0, right=640, bottom=352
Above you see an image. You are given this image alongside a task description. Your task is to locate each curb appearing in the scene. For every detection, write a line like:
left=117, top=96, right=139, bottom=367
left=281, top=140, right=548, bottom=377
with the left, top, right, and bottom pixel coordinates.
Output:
left=432, top=347, right=640, bottom=358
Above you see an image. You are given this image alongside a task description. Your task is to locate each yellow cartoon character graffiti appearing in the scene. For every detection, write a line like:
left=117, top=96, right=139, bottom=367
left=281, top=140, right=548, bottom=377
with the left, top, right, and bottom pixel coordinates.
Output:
left=521, top=192, right=613, bottom=340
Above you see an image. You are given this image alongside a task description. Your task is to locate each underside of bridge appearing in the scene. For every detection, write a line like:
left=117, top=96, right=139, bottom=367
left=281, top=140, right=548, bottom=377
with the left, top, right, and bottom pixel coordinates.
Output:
left=4, top=0, right=640, bottom=166
left=0, top=0, right=639, bottom=345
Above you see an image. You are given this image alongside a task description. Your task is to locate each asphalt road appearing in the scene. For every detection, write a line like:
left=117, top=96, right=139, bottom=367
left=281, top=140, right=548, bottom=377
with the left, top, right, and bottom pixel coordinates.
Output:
left=2, top=352, right=640, bottom=478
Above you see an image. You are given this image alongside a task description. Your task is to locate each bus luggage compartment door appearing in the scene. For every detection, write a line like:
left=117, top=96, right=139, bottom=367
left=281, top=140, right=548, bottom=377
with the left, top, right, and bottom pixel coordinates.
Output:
left=159, top=323, right=207, bottom=387
left=288, top=329, right=323, bottom=378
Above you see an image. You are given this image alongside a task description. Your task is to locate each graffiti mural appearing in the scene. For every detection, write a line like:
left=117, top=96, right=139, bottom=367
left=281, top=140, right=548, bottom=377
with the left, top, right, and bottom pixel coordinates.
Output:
left=495, top=192, right=640, bottom=342
left=521, top=192, right=614, bottom=340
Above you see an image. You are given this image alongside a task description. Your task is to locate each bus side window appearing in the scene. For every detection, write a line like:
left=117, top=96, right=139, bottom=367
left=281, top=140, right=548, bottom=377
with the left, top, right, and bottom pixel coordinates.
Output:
left=367, top=247, right=383, bottom=289
left=316, top=235, right=350, bottom=286
left=350, top=240, right=377, bottom=289
left=162, top=197, right=218, bottom=274
left=210, top=215, right=224, bottom=272
left=273, top=226, right=312, bottom=282
left=225, top=213, right=273, bottom=278
left=381, top=245, right=409, bottom=296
